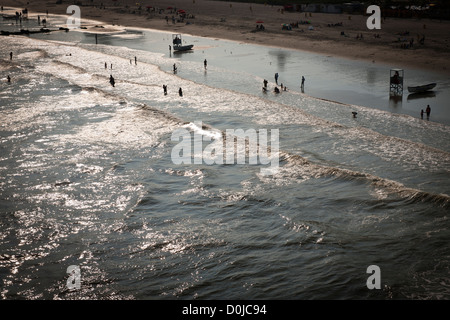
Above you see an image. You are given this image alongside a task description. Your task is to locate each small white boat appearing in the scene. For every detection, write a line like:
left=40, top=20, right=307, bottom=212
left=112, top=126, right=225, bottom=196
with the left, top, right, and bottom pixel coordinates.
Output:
left=407, top=83, right=436, bottom=93
left=172, top=34, right=193, bottom=52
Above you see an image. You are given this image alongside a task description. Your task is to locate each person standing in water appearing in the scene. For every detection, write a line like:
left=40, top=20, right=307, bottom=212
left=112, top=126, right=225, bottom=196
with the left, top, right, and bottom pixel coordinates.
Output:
left=426, top=105, right=431, bottom=120
left=274, top=72, right=279, bottom=85
left=7, top=75, right=11, bottom=83
left=163, top=85, right=167, bottom=95
left=301, top=76, right=305, bottom=88
left=10, top=52, right=13, bottom=60
left=204, top=59, right=207, bottom=69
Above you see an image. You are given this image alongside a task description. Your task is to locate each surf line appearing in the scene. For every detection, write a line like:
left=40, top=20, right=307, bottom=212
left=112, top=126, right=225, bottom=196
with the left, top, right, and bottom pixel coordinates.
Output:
left=171, top=121, right=279, bottom=176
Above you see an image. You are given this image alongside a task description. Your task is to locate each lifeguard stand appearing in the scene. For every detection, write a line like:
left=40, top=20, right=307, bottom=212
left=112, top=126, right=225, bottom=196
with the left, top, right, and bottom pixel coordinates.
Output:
left=389, top=69, right=404, bottom=96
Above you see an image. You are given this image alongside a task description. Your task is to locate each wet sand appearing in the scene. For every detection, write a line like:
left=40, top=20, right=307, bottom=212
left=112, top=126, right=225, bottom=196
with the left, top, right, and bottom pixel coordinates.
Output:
left=2, top=0, right=450, bottom=74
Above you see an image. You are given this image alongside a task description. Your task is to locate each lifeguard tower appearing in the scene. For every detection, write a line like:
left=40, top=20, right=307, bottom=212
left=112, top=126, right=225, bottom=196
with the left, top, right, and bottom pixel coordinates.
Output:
left=389, top=69, right=404, bottom=96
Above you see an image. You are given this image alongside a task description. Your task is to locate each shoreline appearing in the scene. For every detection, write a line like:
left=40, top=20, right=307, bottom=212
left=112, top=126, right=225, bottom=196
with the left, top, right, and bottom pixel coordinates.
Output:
left=1, top=0, right=450, bottom=75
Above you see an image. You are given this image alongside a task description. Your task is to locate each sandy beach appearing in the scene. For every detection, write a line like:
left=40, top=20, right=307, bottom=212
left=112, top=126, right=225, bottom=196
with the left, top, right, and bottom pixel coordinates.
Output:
left=1, top=0, right=450, bottom=75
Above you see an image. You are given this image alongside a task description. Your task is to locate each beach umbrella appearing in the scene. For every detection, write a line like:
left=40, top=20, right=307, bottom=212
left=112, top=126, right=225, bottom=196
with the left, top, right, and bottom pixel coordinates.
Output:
left=256, top=20, right=264, bottom=23
left=178, top=9, right=186, bottom=14
left=167, top=6, right=173, bottom=9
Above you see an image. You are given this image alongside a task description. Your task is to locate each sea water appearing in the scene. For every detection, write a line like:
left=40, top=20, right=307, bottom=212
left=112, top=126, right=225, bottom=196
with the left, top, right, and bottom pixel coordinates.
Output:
left=0, top=12, right=449, bottom=300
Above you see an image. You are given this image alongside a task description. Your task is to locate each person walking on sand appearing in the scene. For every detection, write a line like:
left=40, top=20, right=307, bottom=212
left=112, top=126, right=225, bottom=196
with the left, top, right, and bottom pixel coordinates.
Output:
left=105, top=62, right=107, bottom=69
left=7, top=75, right=11, bottom=83
left=204, top=59, right=207, bottom=69
left=135, top=56, right=137, bottom=65
left=163, top=85, right=167, bottom=95
left=9, top=52, right=13, bottom=60
left=426, top=105, right=431, bottom=120
left=173, top=63, right=177, bottom=73
left=179, top=88, right=183, bottom=97
left=263, top=79, right=268, bottom=88
left=109, top=75, right=115, bottom=87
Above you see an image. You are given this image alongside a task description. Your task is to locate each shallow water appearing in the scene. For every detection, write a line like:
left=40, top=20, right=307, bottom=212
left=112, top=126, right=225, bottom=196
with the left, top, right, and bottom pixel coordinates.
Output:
left=0, top=13, right=449, bottom=300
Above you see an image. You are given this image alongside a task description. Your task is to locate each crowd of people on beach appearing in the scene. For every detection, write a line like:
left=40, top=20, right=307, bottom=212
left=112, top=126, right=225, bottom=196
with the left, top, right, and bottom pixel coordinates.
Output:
left=397, top=31, right=425, bottom=49
left=261, top=73, right=306, bottom=94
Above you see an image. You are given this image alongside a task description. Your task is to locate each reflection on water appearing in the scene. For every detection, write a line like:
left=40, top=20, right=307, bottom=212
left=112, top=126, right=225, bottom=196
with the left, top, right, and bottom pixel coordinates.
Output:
left=407, top=91, right=437, bottom=101
left=366, top=67, right=377, bottom=85
left=389, top=95, right=403, bottom=108
left=268, top=50, right=290, bottom=71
